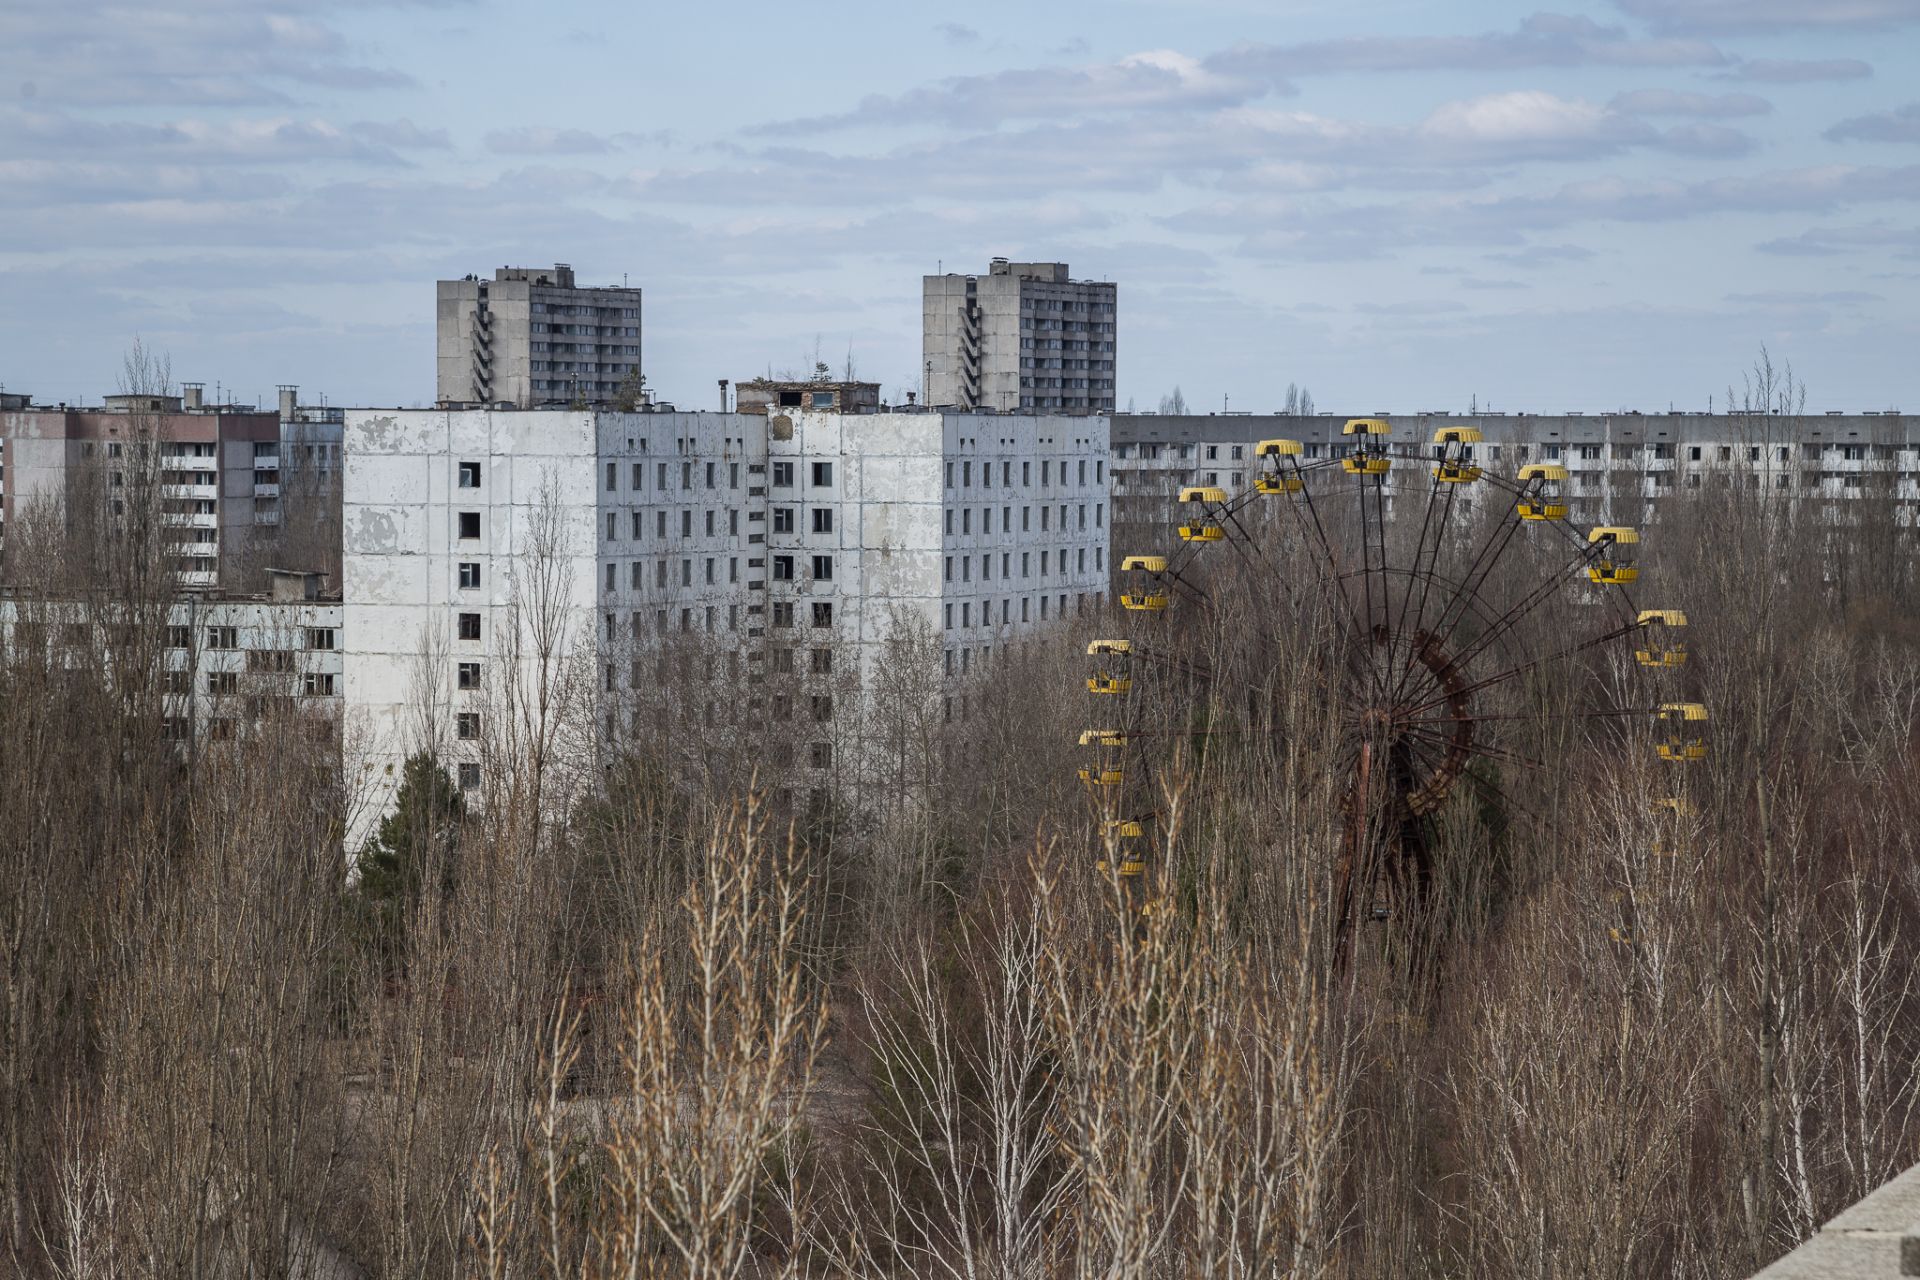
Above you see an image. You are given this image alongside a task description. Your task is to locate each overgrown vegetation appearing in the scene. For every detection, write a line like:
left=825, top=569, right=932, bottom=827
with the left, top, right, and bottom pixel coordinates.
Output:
left=2, top=355, right=1917, bottom=1277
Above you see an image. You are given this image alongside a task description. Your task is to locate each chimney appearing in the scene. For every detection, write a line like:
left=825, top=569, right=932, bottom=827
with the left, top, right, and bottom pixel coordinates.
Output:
left=182, top=382, right=204, bottom=410
left=718, top=379, right=729, bottom=412
left=277, top=385, right=298, bottom=419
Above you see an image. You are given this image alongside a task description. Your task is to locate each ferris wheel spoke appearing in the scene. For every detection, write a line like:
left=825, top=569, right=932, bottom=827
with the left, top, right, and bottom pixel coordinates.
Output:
left=1396, top=469, right=1465, bottom=686
left=1398, top=619, right=1646, bottom=719
left=1287, top=464, right=1372, bottom=652
left=1398, top=724, right=1550, bottom=774
left=1441, top=539, right=1615, bottom=681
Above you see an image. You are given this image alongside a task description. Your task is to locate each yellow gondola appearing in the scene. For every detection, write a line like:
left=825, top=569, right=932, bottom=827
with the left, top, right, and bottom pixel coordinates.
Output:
left=1635, top=609, right=1689, bottom=667
left=1655, top=702, right=1708, bottom=761
left=1078, top=767, right=1126, bottom=787
left=1120, top=554, right=1171, bottom=611
left=1587, top=527, right=1640, bottom=585
left=1255, top=472, right=1304, bottom=495
left=1102, top=820, right=1143, bottom=840
left=1078, top=729, right=1132, bottom=747
left=1517, top=464, right=1569, bottom=520
left=1178, top=485, right=1227, bottom=541
left=1653, top=796, right=1696, bottom=818
left=1256, top=438, right=1303, bottom=457
left=1342, top=418, right=1392, bottom=475
left=1432, top=426, right=1483, bottom=444
left=1087, top=672, right=1132, bottom=695
left=1086, top=639, right=1132, bottom=656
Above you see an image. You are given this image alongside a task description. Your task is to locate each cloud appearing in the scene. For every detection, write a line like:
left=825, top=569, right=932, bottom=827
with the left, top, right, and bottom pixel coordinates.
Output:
left=748, top=50, right=1268, bottom=134
left=1160, top=163, right=1920, bottom=262
left=1724, top=57, right=1873, bottom=82
left=1208, top=13, right=1727, bottom=78
left=1484, top=243, right=1597, bottom=266
left=1724, top=289, right=1882, bottom=304
left=1613, top=0, right=1920, bottom=32
left=1756, top=223, right=1920, bottom=257
left=349, top=119, right=453, bottom=150
left=936, top=22, right=980, bottom=45
left=0, top=1, right=419, bottom=108
left=483, top=127, right=616, bottom=155
left=1608, top=88, right=1771, bottom=116
left=1826, top=103, right=1920, bottom=144
left=1, top=107, right=413, bottom=166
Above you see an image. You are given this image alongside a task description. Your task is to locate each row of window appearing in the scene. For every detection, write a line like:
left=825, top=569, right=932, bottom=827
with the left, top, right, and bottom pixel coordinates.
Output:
left=160, top=624, right=335, bottom=651
left=944, top=503, right=1103, bottom=536
left=944, top=593, right=1095, bottom=630
left=947, top=546, right=1102, bottom=583
left=944, top=457, right=1103, bottom=491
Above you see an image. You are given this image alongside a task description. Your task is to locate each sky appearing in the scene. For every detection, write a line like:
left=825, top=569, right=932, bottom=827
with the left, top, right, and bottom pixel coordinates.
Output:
left=2, top=0, right=1918, bottom=415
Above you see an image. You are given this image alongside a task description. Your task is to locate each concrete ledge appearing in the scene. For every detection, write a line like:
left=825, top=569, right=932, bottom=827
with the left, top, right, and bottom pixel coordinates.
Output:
left=1753, top=1163, right=1920, bottom=1278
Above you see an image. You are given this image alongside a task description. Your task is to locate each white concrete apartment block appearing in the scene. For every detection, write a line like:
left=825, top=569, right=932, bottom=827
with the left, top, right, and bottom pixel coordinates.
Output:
left=342, top=409, right=600, bottom=825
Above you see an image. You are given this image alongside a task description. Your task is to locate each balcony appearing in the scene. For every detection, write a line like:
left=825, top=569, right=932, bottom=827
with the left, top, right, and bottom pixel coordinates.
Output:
left=254, top=482, right=280, bottom=498
left=162, top=483, right=218, bottom=500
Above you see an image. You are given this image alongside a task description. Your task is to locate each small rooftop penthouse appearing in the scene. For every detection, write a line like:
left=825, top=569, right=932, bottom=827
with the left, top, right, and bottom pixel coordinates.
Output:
left=735, top=378, right=883, bottom=415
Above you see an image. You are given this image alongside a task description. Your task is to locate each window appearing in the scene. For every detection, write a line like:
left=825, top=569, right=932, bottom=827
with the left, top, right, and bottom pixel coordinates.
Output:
left=208, top=625, right=238, bottom=650
left=632, top=462, right=644, bottom=490
left=456, top=711, right=480, bottom=740
left=303, top=672, right=336, bottom=696
left=458, top=763, right=481, bottom=789
left=811, top=461, right=833, bottom=487
left=811, top=694, right=833, bottom=722
left=811, top=602, right=833, bottom=628
left=458, top=612, right=481, bottom=640
left=458, top=511, right=480, bottom=540
left=811, top=555, right=834, bottom=581
left=166, top=625, right=191, bottom=649
left=809, top=741, right=833, bottom=770
left=304, top=627, right=335, bottom=651
left=207, top=670, right=239, bottom=695
left=772, top=601, right=795, bottom=628
left=773, top=555, right=795, bottom=581
left=459, top=562, right=481, bottom=589
left=810, top=647, right=832, bottom=674
left=457, top=661, right=481, bottom=690
left=207, top=718, right=236, bottom=742
left=681, top=510, right=692, bottom=538
left=459, top=461, right=481, bottom=487
left=773, top=648, right=794, bottom=675
left=772, top=461, right=794, bottom=487
left=811, top=508, right=833, bottom=534
left=163, top=669, right=192, bottom=695
left=773, top=507, right=795, bottom=533
left=632, top=511, right=643, bottom=539
left=606, top=462, right=617, bottom=491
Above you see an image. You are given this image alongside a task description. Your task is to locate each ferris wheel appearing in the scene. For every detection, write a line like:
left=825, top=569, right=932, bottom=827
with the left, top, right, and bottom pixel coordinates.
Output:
left=1081, top=419, right=1708, bottom=962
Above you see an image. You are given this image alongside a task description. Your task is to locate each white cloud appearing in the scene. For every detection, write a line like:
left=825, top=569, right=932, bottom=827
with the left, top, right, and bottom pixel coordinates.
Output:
left=1614, top=0, right=1920, bottom=32
left=1724, top=57, right=1873, bottom=82
left=748, top=49, right=1267, bottom=134
left=1208, top=13, right=1727, bottom=77
left=1827, top=103, right=1920, bottom=144
left=1608, top=88, right=1771, bottom=117
left=483, top=127, right=616, bottom=156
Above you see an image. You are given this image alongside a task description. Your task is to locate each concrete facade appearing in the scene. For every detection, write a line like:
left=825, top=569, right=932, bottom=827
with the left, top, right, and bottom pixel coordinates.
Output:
left=924, top=260, right=1117, bottom=415
left=436, top=264, right=643, bottom=409
left=0, top=590, right=343, bottom=742
left=341, top=404, right=1111, bottom=828
left=1107, top=410, right=1920, bottom=550
left=0, top=399, right=283, bottom=589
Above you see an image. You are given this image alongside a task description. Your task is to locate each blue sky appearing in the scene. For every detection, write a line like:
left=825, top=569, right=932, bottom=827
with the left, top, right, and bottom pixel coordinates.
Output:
left=2, top=0, right=1917, bottom=413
